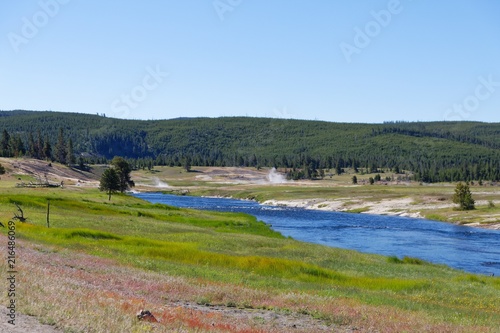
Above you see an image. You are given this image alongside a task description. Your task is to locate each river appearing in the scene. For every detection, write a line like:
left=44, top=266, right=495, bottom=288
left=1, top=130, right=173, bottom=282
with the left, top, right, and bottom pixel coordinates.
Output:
left=134, top=193, right=500, bottom=276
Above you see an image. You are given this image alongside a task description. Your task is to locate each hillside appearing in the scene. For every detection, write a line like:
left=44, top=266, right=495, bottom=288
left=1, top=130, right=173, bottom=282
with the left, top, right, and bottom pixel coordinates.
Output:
left=1, top=110, right=499, bottom=182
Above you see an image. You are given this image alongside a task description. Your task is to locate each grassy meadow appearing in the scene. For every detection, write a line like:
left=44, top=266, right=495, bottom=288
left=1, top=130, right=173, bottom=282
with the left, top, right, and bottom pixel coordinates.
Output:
left=0, top=162, right=500, bottom=332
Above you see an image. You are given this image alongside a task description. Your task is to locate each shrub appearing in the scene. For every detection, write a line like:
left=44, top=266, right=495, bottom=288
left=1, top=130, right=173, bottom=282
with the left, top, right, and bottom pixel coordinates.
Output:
left=452, top=182, right=475, bottom=210
left=387, top=256, right=425, bottom=265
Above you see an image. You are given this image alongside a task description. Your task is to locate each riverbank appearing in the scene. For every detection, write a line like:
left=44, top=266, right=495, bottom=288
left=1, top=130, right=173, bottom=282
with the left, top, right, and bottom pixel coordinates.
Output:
left=129, top=165, right=500, bottom=230
left=134, top=187, right=500, bottom=230
left=260, top=197, right=500, bottom=230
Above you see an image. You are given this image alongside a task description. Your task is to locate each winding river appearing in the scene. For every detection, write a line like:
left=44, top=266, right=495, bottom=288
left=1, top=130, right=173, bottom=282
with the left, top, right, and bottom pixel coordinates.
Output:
left=134, top=193, right=500, bottom=276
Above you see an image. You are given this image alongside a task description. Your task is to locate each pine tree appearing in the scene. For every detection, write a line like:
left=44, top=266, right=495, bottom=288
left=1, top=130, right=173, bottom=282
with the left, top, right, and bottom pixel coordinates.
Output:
left=99, top=168, right=120, bottom=200
left=28, top=132, right=36, bottom=157
left=55, top=127, right=66, bottom=164
left=452, top=182, right=475, bottom=210
left=183, top=156, right=191, bottom=172
left=43, top=135, right=52, bottom=161
left=111, top=156, right=134, bottom=192
left=36, top=129, right=44, bottom=159
left=10, top=135, right=25, bottom=157
left=1, top=130, right=10, bottom=157
left=67, top=138, right=76, bottom=165
left=336, top=163, right=342, bottom=175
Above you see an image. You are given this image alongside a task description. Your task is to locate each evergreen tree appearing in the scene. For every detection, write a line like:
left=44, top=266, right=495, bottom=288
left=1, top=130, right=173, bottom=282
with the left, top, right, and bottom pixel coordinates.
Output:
left=452, top=182, right=475, bottom=210
left=183, top=156, right=192, bottom=172
left=336, top=163, right=342, bottom=175
left=10, top=135, right=25, bottom=157
left=43, top=136, right=52, bottom=161
left=353, top=159, right=359, bottom=173
left=36, top=130, right=44, bottom=159
left=99, top=168, right=120, bottom=200
left=67, top=138, right=76, bottom=165
left=78, top=157, right=86, bottom=170
left=111, top=156, right=135, bottom=192
left=55, top=127, right=66, bottom=164
left=28, top=132, right=36, bottom=157
left=1, top=129, right=10, bottom=157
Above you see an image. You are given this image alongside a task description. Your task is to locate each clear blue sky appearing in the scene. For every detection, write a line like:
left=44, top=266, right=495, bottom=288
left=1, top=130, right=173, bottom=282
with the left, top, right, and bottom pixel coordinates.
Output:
left=1, top=1, right=499, bottom=123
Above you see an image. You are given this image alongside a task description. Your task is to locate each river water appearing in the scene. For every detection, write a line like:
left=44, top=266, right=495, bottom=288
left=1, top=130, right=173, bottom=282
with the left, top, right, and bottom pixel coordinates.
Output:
left=134, top=193, right=500, bottom=276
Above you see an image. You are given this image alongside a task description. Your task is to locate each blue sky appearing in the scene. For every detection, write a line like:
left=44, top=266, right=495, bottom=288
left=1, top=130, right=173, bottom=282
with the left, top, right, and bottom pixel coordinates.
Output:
left=1, top=0, right=499, bottom=123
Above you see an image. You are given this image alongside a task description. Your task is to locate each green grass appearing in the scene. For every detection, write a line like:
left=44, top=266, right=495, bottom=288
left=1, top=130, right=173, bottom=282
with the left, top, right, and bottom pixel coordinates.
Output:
left=345, top=207, right=370, bottom=213
left=423, top=203, right=500, bottom=225
left=17, top=223, right=431, bottom=292
left=1, top=186, right=500, bottom=329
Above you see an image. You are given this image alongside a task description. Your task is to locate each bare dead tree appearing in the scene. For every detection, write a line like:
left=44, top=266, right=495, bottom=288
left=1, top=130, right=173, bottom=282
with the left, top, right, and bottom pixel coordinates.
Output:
left=13, top=203, right=27, bottom=222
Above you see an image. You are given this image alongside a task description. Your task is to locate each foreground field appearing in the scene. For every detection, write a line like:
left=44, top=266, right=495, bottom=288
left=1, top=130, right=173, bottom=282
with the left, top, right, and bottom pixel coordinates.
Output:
left=1, top=176, right=500, bottom=331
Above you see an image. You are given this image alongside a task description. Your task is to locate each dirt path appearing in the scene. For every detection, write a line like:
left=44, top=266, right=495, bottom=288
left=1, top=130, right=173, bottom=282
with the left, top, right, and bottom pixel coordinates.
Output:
left=168, top=301, right=344, bottom=332
left=0, top=307, right=62, bottom=333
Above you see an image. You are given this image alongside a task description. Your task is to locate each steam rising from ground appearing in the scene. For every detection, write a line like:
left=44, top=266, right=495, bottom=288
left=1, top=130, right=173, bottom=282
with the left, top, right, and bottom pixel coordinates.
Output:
left=266, top=168, right=288, bottom=184
left=152, top=177, right=169, bottom=188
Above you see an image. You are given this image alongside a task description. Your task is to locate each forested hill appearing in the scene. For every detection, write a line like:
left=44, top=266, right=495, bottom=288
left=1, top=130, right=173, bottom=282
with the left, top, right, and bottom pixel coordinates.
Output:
left=1, top=110, right=499, bottom=182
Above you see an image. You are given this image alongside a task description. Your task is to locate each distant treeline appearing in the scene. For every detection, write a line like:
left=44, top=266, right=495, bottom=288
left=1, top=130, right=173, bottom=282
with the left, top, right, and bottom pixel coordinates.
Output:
left=1, top=110, right=499, bottom=182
